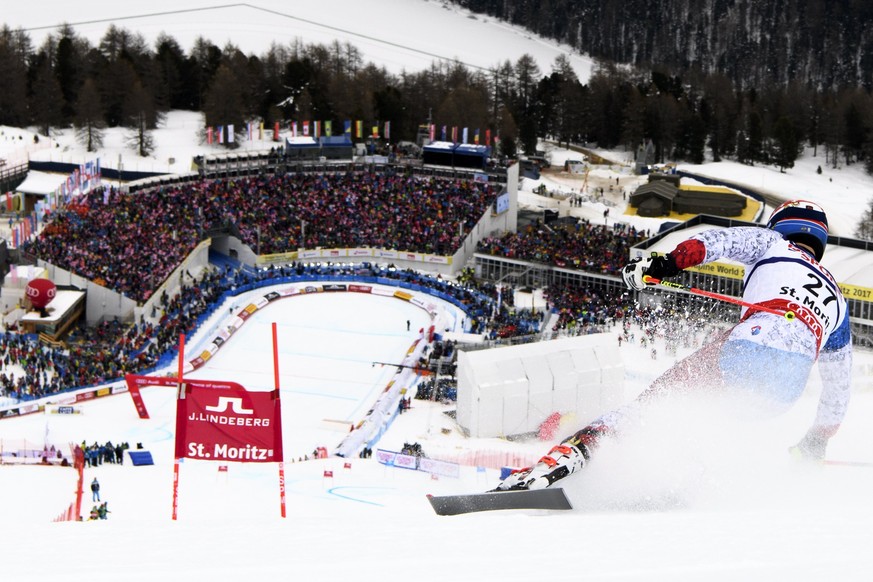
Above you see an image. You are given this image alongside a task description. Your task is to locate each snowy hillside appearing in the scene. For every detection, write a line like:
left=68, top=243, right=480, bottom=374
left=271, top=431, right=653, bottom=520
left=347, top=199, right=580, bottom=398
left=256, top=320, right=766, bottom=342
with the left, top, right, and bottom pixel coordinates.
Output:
left=4, top=0, right=595, bottom=79
left=1, top=284, right=873, bottom=582
left=2, top=5, right=873, bottom=581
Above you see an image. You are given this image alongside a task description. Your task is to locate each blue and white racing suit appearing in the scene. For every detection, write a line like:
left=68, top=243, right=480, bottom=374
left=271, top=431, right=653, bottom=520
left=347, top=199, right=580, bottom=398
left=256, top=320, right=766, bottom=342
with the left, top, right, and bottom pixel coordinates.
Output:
left=575, top=228, right=851, bottom=450
left=661, top=227, right=853, bottom=430
left=496, top=227, right=853, bottom=491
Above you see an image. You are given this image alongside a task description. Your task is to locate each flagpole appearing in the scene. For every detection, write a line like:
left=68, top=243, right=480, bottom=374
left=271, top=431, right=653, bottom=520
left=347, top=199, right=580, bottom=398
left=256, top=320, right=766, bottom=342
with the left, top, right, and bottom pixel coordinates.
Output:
left=273, top=322, right=287, bottom=518
left=172, top=333, right=185, bottom=521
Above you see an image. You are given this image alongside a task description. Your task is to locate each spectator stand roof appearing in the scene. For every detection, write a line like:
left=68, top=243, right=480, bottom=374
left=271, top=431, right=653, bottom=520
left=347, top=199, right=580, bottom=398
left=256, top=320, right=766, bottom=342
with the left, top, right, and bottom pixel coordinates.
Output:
left=20, top=289, right=84, bottom=325
left=319, top=135, right=354, bottom=160
left=14, top=171, right=67, bottom=196
left=284, top=136, right=320, bottom=160
left=19, top=289, right=86, bottom=341
left=319, top=135, right=352, bottom=147
left=283, top=135, right=354, bottom=160
left=422, top=141, right=491, bottom=170
left=284, top=136, right=319, bottom=150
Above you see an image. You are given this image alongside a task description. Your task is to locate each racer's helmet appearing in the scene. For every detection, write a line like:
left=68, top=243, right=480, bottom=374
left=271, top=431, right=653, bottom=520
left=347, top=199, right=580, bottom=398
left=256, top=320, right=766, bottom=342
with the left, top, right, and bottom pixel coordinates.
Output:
left=766, top=199, right=829, bottom=261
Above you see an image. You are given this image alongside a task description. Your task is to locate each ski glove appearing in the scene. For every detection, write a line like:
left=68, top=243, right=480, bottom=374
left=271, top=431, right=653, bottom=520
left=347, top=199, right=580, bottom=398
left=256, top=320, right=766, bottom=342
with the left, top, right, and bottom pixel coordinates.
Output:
left=621, top=253, right=680, bottom=291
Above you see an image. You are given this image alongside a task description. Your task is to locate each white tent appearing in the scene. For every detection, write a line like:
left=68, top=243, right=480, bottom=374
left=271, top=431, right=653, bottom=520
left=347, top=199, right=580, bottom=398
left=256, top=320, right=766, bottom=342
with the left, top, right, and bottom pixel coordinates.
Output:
left=456, top=334, right=624, bottom=438
left=14, top=171, right=67, bottom=196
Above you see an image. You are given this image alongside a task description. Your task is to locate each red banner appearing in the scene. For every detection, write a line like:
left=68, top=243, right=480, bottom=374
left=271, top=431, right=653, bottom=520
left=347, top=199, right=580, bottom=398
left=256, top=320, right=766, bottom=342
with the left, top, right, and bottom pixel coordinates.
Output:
left=174, top=381, right=283, bottom=463
left=125, top=374, right=179, bottom=419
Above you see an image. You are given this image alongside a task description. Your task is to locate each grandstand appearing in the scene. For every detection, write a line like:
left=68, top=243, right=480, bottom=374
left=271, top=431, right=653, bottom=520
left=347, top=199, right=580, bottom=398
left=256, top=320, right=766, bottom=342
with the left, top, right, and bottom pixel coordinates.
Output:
left=2, top=147, right=872, bottom=434
left=0, top=156, right=525, bottom=413
left=17, top=162, right=519, bottom=327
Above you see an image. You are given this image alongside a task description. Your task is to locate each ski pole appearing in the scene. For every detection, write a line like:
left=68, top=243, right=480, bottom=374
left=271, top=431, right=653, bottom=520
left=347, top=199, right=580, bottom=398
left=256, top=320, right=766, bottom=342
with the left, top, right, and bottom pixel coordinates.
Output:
left=642, top=276, right=796, bottom=321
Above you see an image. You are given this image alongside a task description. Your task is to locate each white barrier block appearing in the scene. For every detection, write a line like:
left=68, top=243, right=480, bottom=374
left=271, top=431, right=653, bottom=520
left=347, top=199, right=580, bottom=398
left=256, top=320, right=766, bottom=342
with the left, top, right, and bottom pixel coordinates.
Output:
left=457, top=335, right=623, bottom=438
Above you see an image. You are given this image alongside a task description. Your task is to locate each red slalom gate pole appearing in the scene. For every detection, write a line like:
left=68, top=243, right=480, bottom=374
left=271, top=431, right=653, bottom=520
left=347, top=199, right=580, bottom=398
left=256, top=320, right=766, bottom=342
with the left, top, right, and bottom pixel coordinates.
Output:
left=643, top=276, right=796, bottom=321
left=73, top=447, right=84, bottom=521
left=172, top=333, right=185, bottom=521
left=172, top=459, right=181, bottom=521
left=273, top=322, right=287, bottom=518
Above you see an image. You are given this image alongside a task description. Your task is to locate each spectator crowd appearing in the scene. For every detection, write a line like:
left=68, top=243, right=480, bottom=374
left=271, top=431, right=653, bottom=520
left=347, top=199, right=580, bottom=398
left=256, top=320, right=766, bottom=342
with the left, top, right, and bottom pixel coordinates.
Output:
left=477, top=219, right=646, bottom=276
left=0, top=170, right=679, bottom=405
left=80, top=440, right=130, bottom=466
left=24, top=172, right=498, bottom=303
left=0, top=261, right=552, bottom=401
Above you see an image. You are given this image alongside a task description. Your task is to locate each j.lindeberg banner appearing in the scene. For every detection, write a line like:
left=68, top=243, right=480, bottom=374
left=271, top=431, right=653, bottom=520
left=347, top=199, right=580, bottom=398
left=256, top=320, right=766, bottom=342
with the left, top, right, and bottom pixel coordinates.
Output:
left=174, top=381, right=284, bottom=463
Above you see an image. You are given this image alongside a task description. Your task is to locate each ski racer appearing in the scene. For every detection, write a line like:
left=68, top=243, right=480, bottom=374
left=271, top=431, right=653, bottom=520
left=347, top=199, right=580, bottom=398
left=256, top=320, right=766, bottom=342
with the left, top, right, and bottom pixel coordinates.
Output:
left=496, top=200, right=853, bottom=491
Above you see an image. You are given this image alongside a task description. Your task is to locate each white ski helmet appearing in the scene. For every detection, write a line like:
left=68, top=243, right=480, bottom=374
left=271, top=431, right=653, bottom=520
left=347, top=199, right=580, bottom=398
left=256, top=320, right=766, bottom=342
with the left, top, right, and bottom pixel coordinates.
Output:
left=766, top=199, right=829, bottom=260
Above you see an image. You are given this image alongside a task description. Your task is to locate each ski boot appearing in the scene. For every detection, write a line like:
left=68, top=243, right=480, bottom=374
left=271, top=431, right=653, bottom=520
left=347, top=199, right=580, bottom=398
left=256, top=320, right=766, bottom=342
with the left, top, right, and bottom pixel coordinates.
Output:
left=495, top=444, right=587, bottom=491
left=789, top=427, right=831, bottom=462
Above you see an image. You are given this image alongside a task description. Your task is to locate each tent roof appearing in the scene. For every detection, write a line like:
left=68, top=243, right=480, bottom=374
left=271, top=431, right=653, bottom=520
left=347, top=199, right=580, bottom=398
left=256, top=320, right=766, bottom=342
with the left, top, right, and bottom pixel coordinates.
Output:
left=320, top=136, right=352, bottom=146
left=284, top=137, right=318, bottom=149
left=632, top=180, right=679, bottom=201
left=15, top=171, right=67, bottom=196
left=423, top=141, right=490, bottom=155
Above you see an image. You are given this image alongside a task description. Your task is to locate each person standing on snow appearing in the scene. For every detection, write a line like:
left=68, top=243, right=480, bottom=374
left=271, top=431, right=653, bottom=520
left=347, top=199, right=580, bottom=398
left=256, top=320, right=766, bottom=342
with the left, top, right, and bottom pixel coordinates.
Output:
left=497, top=200, right=852, bottom=491
left=91, top=477, right=101, bottom=502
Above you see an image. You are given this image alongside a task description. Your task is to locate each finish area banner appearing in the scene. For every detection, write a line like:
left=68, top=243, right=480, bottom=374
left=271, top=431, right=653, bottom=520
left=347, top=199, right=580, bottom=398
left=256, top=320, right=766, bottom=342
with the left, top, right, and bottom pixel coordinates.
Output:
left=174, top=381, right=284, bottom=463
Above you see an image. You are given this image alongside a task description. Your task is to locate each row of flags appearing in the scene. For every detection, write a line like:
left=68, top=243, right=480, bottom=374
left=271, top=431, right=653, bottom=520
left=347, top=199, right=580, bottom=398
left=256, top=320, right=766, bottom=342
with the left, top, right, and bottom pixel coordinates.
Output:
left=9, top=213, right=36, bottom=248
left=288, top=120, right=392, bottom=141
left=206, top=125, right=238, bottom=145
left=205, top=120, right=498, bottom=146
left=205, top=124, right=281, bottom=144
left=5, top=158, right=102, bottom=249
left=206, top=120, right=394, bottom=143
left=426, top=124, right=497, bottom=147
left=43, top=158, right=102, bottom=212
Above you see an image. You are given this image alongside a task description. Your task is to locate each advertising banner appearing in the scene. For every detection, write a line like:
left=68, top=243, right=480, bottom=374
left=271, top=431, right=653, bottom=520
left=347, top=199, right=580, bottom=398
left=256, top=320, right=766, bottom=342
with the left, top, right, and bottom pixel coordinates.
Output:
left=174, top=382, right=283, bottom=463
left=125, top=374, right=179, bottom=419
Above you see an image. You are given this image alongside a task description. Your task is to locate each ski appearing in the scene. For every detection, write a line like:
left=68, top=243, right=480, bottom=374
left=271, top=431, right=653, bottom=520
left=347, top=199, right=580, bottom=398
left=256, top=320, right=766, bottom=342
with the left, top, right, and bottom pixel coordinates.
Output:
left=824, top=459, right=873, bottom=468
left=427, top=487, right=573, bottom=516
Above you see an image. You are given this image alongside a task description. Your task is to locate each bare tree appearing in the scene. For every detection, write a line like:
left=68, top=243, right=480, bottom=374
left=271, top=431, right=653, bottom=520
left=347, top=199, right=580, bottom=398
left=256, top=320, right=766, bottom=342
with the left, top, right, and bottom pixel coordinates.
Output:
left=856, top=198, right=873, bottom=242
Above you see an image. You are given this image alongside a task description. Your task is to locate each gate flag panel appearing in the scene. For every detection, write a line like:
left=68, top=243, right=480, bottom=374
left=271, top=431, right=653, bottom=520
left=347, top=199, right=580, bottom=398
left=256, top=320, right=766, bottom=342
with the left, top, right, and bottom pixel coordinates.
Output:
left=174, top=381, right=284, bottom=463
